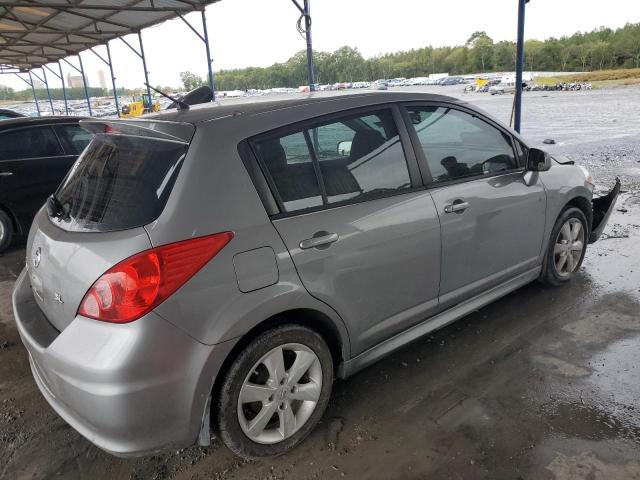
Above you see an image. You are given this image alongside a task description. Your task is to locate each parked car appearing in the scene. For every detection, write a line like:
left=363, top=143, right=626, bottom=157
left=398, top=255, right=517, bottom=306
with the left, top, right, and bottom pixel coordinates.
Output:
left=13, top=92, right=619, bottom=460
left=0, top=116, right=92, bottom=252
left=490, top=80, right=517, bottom=95
left=0, top=108, right=26, bottom=120
left=439, top=76, right=463, bottom=86
left=477, top=78, right=501, bottom=93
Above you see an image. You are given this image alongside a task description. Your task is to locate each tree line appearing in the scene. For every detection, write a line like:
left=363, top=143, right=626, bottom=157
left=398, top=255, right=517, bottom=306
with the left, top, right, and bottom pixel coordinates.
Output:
left=189, top=23, right=640, bottom=91
left=2, top=22, right=639, bottom=100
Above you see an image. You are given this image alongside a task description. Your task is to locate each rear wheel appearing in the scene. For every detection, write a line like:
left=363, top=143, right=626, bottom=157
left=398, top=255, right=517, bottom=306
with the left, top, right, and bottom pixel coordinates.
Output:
left=0, top=210, right=13, bottom=253
left=215, top=324, right=333, bottom=458
left=540, top=207, right=588, bottom=285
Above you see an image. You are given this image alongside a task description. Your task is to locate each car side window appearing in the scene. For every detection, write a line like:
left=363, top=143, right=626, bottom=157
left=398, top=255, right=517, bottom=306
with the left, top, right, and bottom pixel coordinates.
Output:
left=407, top=106, right=517, bottom=183
left=254, top=109, right=412, bottom=213
left=55, top=124, right=94, bottom=154
left=255, top=131, right=323, bottom=212
left=0, top=126, right=63, bottom=161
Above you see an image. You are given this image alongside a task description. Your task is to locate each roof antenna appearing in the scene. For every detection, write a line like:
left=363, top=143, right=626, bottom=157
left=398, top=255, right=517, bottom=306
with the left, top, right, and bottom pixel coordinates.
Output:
left=144, top=83, right=190, bottom=111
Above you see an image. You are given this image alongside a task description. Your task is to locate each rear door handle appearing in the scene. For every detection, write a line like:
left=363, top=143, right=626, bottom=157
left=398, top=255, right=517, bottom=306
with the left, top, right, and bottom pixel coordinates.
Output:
left=0, top=172, right=12, bottom=176
left=444, top=200, right=469, bottom=214
left=299, top=232, right=339, bottom=250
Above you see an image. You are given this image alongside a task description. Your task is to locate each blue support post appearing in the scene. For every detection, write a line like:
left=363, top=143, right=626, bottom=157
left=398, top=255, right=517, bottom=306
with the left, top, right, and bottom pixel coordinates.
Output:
left=106, top=43, right=121, bottom=117
left=303, top=0, right=315, bottom=91
left=89, top=44, right=121, bottom=117
left=58, top=61, right=69, bottom=115
left=28, top=71, right=41, bottom=116
left=291, top=0, right=315, bottom=90
left=40, top=68, right=55, bottom=114
left=514, top=0, right=528, bottom=133
left=77, top=53, right=93, bottom=116
left=201, top=9, right=215, bottom=100
left=138, top=31, right=153, bottom=108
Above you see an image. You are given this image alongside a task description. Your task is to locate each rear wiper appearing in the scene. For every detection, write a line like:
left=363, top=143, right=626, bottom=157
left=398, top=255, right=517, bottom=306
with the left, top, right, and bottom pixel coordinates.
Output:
left=144, top=83, right=190, bottom=111
left=46, top=194, right=68, bottom=220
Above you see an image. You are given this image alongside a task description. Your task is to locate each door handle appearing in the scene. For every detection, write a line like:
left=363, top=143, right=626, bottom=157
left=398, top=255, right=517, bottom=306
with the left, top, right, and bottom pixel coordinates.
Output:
left=0, top=172, right=12, bottom=176
left=444, top=200, right=469, bottom=214
left=299, top=232, right=339, bottom=250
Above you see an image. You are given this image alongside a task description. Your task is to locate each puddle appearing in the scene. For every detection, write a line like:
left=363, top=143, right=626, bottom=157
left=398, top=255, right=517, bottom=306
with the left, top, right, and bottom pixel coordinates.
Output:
left=542, top=401, right=640, bottom=443
left=589, top=336, right=640, bottom=414
left=540, top=336, right=640, bottom=445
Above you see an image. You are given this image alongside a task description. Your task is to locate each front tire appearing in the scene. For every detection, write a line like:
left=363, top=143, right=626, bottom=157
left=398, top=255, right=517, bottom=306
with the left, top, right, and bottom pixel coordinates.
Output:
left=0, top=210, right=14, bottom=253
left=540, top=207, right=588, bottom=286
left=214, top=324, right=333, bottom=458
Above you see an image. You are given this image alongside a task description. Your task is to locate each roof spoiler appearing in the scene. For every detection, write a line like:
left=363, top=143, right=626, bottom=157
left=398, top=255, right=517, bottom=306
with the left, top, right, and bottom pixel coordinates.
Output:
left=80, top=118, right=195, bottom=144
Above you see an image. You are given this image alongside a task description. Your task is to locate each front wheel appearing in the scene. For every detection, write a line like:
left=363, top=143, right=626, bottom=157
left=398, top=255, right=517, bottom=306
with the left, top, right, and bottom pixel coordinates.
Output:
left=540, top=207, right=588, bottom=286
left=214, top=324, right=333, bottom=458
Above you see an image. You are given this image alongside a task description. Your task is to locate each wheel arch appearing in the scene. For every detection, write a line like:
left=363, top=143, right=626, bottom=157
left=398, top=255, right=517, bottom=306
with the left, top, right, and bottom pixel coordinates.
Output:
left=565, top=195, right=593, bottom=231
left=212, top=307, right=345, bottom=395
left=207, top=307, right=346, bottom=434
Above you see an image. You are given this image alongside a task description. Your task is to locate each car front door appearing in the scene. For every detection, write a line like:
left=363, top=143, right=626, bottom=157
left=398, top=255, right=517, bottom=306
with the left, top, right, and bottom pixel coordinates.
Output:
left=0, top=125, right=73, bottom=230
left=403, top=104, right=547, bottom=309
left=252, top=107, right=441, bottom=355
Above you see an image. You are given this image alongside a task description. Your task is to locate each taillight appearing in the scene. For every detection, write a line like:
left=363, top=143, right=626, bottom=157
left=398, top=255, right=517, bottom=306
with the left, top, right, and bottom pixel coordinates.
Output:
left=78, top=232, right=234, bottom=323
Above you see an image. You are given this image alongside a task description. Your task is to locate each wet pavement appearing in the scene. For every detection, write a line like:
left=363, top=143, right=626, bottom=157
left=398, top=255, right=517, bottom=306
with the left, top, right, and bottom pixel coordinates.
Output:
left=1, top=86, right=639, bottom=480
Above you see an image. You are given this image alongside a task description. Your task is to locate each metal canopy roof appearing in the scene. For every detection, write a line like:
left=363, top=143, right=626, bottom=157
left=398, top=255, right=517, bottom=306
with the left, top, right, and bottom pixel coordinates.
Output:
left=0, top=1, right=221, bottom=71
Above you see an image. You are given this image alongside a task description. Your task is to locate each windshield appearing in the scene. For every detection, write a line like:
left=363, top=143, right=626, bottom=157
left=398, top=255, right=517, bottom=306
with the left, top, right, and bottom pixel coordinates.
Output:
left=51, top=133, right=188, bottom=232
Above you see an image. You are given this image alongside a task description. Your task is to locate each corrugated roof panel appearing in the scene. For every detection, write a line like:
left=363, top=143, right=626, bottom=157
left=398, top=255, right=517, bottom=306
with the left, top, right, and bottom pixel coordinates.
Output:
left=0, top=0, right=221, bottom=70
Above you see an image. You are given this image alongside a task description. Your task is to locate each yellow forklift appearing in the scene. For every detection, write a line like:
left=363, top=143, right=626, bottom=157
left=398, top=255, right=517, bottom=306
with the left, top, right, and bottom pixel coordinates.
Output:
left=120, top=93, right=161, bottom=118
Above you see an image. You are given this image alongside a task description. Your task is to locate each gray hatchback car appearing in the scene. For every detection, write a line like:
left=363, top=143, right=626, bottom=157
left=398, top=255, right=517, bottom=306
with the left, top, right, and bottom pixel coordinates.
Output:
left=13, top=91, right=619, bottom=458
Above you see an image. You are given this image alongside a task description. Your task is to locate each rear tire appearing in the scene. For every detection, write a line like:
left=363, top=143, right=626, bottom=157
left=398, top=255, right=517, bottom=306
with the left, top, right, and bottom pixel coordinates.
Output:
left=214, top=324, right=333, bottom=458
left=0, top=210, right=13, bottom=254
left=540, top=207, right=588, bottom=286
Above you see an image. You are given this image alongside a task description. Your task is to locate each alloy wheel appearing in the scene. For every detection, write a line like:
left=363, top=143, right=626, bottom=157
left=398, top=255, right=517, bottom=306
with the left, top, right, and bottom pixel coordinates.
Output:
left=554, top=218, right=585, bottom=277
left=237, top=343, right=322, bottom=444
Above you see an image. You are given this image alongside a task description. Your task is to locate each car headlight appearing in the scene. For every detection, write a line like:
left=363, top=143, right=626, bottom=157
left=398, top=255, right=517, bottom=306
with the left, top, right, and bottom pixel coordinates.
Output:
left=578, top=165, right=594, bottom=186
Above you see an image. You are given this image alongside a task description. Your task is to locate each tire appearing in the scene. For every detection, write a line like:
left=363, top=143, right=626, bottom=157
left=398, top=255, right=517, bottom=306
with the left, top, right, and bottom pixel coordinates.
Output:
left=214, top=324, right=333, bottom=458
left=540, top=207, right=588, bottom=286
left=0, top=209, right=14, bottom=254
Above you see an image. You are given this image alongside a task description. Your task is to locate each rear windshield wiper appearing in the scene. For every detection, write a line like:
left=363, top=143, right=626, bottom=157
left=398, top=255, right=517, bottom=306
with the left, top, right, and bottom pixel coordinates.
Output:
left=46, top=194, right=68, bottom=220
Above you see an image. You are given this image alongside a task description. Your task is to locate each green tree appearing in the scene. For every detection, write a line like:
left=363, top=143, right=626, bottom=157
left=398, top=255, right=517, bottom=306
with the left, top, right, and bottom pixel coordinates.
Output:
left=180, top=71, right=204, bottom=90
left=467, top=31, right=494, bottom=72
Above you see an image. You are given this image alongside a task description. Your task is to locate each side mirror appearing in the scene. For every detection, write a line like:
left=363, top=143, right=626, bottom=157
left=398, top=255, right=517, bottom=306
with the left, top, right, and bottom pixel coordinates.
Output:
left=337, top=140, right=352, bottom=156
left=526, top=148, right=551, bottom=172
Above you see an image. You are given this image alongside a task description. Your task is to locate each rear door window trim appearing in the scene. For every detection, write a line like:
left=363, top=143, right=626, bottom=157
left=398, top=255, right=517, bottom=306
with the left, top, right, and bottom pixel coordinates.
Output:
left=245, top=103, right=425, bottom=219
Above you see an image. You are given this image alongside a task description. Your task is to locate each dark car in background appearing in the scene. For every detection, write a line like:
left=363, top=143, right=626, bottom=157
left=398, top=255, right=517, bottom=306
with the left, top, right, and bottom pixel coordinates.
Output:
left=0, top=109, right=26, bottom=120
left=439, top=76, right=464, bottom=86
left=0, top=116, right=92, bottom=252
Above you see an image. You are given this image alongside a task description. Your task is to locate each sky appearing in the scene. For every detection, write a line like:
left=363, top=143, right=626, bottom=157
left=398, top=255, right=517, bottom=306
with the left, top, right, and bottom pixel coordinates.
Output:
left=2, top=0, right=639, bottom=91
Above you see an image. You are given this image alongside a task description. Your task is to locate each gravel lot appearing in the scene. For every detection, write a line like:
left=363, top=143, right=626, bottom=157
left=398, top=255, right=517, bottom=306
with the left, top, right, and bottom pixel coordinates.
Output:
left=1, top=85, right=639, bottom=480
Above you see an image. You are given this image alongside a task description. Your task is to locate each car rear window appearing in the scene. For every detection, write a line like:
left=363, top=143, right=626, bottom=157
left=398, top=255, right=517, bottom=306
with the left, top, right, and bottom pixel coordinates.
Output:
left=51, top=133, right=188, bottom=232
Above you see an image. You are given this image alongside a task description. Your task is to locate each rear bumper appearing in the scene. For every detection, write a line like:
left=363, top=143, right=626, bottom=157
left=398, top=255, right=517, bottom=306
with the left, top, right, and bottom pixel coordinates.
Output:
left=12, top=268, right=232, bottom=457
left=589, top=178, right=621, bottom=243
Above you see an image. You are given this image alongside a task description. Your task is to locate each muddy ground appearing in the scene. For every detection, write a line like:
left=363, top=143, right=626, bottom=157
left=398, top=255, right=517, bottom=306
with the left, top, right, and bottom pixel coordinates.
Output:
left=1, top=85, right=639, bottom=480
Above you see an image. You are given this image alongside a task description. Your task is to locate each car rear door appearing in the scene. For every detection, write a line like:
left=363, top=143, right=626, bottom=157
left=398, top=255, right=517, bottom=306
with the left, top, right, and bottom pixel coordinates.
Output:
left=0, top=124, right=71, bottom=230
left=251, top=106, right=441, bottom=355
left=402, top=103, right=547, bottom=309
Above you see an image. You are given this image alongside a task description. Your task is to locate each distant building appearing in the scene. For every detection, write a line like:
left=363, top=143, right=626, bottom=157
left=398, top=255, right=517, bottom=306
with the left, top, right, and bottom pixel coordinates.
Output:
left=97, top=69, right=107, bottom=89
left=67, top=73, right=85, bottom=88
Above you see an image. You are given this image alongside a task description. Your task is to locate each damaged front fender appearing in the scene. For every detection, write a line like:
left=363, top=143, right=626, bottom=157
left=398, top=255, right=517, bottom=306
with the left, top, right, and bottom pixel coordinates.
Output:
left=589, top=178, right=621, bottom=243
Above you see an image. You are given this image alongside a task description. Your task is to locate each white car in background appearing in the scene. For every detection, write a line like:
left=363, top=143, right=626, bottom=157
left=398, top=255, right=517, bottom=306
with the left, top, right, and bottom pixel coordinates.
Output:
left=489, top=81, right=517, bottom=95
